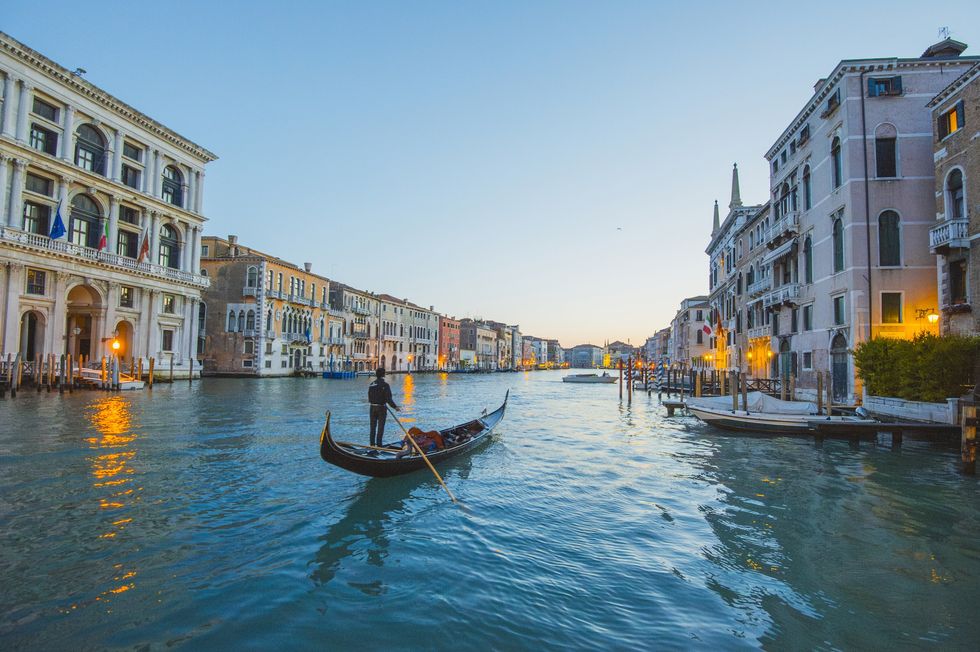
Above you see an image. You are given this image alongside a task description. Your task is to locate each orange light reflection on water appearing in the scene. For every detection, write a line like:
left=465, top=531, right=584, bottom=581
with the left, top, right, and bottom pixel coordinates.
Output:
left=85, top=396, right=141, bottom=601
left=400, top=373, right=416, bottom=424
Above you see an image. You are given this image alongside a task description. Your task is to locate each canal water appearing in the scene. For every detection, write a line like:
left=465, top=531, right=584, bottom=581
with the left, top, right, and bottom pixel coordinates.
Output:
left=2, top=370, right=979, bottom=649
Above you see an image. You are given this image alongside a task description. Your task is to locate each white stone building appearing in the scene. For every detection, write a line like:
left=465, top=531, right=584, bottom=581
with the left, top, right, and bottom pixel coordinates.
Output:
left=763, top=38, right=978, bottom=402
left=0, top=32, right=214, bottom=376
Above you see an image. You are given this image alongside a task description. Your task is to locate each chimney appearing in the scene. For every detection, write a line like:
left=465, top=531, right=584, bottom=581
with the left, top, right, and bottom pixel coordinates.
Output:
left=814, top=78, right=826, bottom=93
left=228, top=235, right=238, bottom=257
left=304, top=262, right=312, bottom=272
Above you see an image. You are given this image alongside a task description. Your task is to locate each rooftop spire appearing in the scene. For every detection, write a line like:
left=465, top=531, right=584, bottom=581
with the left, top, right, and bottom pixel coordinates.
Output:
left=712, top=200, right=720, bottom=233
left=729, top=163, right=742, bottom=210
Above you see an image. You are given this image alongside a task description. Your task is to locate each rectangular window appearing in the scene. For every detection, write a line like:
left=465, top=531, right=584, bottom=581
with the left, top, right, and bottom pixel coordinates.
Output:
left=265, top=360, right=272, bottom=368
left=119, top=286, right=134, bottom=308
left=803, top=352, right=813, bottom=370
left=825, top=88, right=841, bottom=115
left=803, top=305, right=812, bottom=331
left=938, top=101, right=965, bottom=140
left=26, top=173, right=53, bottom=196
left=833, top=295, right=845, bottom=325
left=876, top=138, right=896, bottom=178
left=868, top=76, right=903, bottom=97
left=162, top=294, right=176, bottom=314
left=791, top=308, right=799, bottom=333
left=117, top=230, right=138, bottom=258
left=881, top=293, right=902, bottom=324
left=798, top=124, right=810, bottom=145
left=950, top=260, right=967, bottom=304
left=162, top=330, right=174, bottom=352
left=26, top=268, right=46, bottom=295
left=30, top=124, right=58, bottom=156
left=244, top=340, right=254, bottom=355
left=773, top=312, right=780, bottom=336
left=121, top=164, right=141, bottom=189
left=696, top=330, right=703, bottom=344
left=266, top=342, right=273, bottom=354
left=202, top=245, right=210, bottom=258
left=122, top=142, right=142, bottom=161
left=69, top=217, right=90, bottom=247
left=242, top=359, right=253, bottom=368
left=120, top=206, right=140, bottom=225
left=23, top=202, right=51, bottom=235
left=32, top=97, right=59, bottom=122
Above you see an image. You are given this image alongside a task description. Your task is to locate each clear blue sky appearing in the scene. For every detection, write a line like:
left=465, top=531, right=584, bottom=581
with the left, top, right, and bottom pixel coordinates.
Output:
left=5, top=1, right=980, bottom=346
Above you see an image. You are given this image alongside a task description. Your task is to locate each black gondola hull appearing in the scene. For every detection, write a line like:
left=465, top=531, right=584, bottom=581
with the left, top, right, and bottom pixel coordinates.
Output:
left=319, top=393, right=507, bottom=478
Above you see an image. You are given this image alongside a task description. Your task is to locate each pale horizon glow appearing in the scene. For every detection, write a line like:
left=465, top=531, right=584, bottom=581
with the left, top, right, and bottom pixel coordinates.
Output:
left=5, top=1, right=979, bottom=347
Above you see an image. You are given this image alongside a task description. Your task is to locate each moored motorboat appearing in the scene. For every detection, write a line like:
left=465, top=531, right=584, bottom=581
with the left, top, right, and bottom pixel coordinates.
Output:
left=686, top=391, right=876, bottom=434
left=319, top=391, right=508, bottom=477
left=563, top=373, right=617, bottom=384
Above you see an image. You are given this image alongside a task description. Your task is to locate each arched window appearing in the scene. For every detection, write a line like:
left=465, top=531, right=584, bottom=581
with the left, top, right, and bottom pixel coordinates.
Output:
left=747, top=266, right=755, bottom=285
left=833, top=217, right=844, bottom=273
left=159, top=224, right=180, bottom=269
left=162, top=166, right=183, bottom=207
left=228, top=310, right=236, bottom=332
left=266, top=310, right=273, bottom=331
left=947, top=169, right=965, bottom=219
left=320, top=319, right=325, bottom=339
left=246, top=266, right=258, bottom=287
left=238, top=310, right=245, bottom=332
left=245, top=310, right=255, bottom=331
left=69, top=194, right=101, bottom=248
left=878, top=210, right=901, bottom=266
left=802, top=166, right=812, bottom=210
left=875, top=124, right=897, bottom=178
left=804, top=235, right=813, bottom=283
left=75, top=124, right=106, bottom=174
left=831, top=137, right=843, bottom=189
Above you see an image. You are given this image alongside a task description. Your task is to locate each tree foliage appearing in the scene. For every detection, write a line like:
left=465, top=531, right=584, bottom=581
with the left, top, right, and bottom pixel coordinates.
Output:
left=853, top=334, right=980, bottom=402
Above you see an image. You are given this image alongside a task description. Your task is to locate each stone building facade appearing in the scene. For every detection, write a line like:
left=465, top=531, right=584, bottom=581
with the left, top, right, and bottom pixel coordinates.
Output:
left=668, top=296, right=710, bottom=369
left=929, top=62, right=979, bottom=335
left=438, top=315, right=460, bottom=370
left=199, top=236, right=342, bottom=375
left=328, top=283, right=379, bottom=372
left=763, top=38, right=977, bottom=402
left=0, top=32, right=214, bottom=377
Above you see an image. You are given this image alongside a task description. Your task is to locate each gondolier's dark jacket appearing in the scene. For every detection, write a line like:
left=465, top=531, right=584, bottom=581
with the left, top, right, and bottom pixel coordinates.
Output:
left=368, top=378, right=398, bottom=409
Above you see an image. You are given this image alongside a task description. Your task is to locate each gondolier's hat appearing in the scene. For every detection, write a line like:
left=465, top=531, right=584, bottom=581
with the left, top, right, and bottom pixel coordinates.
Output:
left=376, top=367, right=385, bottom=378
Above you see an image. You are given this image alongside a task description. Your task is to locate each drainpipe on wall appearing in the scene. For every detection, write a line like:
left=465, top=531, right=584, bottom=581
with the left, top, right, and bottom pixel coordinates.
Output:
left=860, top=69, right=874, bottom=342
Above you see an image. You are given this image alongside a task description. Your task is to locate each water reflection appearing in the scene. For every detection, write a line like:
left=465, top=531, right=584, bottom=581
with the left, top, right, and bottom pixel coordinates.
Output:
left=85, top=396, right=140, bottom=599
left=400, top=373, right=415, bottom=425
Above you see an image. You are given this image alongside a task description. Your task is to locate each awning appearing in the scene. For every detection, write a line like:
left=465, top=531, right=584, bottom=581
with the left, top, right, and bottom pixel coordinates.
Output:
left=762, top=238, right=797, bottom=265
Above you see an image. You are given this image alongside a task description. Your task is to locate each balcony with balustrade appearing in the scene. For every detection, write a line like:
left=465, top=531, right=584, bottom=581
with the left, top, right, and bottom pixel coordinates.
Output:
left=762, top=283, right=801, bottom=308
left=1, top=225, right=209, bottom=287
left=764, top=211, right=799, bottom=247
left=242, top=286, right=258, bottom=297
left=747, top=325, right=770, bottom=340
left=929, top=219, right=970, bottom=254
left=747, top=276, right=772, bottom=298
left=352, top=305, right=371, bottom=316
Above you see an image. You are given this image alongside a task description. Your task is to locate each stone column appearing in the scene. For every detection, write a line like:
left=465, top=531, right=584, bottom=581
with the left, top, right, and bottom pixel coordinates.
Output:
left=145, top=289, right=158, bottom=358
left=49, top=272, right=70, bottom=356
left=0, top=73, right=17, bottom=138
left=184, top=165, right=195, bottom=212
left=188, top=297, right=199, bottom=365
left=149, top=212, right=161, bottom=265
left=58, top=176, right=72, bottom=229
left=108, top=195, right=120, bottom=254
left=192, top=226, right=201, bottom=274
left=14, top=80, right=32, bottom=143
left=154, top=152, right=164, bottom=196
left=0, top=154, right=9, bottom=226
left=180, top=296, right=193, bottom=363
left=111, top=127, right=123, bottom=182
left=8, top=159, right=27, bottom=227
left=181, top=222, right=192, bottom=272
left=61, top=104, right=76, bottom=161
left=195, top=170, right=205, bottom=213
left=3, top=263, right=23, bottom=355
left=144, top=148, right=156, bottom=195
left=104, top=282, right=118, bottom=354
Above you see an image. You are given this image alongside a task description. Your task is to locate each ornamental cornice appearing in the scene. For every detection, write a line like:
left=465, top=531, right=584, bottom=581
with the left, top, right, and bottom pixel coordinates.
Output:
left=0, top=31, right=218, bottom=163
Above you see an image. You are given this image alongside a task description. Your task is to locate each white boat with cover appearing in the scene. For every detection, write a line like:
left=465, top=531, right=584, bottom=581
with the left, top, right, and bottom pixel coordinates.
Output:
left=563, top=372, right=617, bottom=384
left=686, top=391, right=875, bottom=434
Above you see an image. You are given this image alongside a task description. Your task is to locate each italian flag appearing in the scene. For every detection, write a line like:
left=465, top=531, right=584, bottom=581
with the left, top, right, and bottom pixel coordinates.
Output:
left=97, top=218, right=109, bottom=251
left=136, top=225, right=150, bottom=263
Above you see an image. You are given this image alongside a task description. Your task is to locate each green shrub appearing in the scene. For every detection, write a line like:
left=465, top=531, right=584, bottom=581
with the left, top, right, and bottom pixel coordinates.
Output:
left=853, top=334, right=980, bottom=402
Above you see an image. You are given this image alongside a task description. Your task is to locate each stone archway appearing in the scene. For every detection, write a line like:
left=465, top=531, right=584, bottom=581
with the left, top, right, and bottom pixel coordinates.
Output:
left=66, top=284, right=103, bottom=360
left=20, top=310, right=46, bottom=360
left=113, top=320, right=135, bottom=361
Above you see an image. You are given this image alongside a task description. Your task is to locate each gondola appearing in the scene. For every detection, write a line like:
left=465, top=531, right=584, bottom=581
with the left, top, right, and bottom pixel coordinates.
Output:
left=319, top=391, right=508, bottom=478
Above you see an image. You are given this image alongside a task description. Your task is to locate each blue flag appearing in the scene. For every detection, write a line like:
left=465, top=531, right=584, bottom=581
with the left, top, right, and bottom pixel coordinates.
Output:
left=49, top=199, right=67, bottom=240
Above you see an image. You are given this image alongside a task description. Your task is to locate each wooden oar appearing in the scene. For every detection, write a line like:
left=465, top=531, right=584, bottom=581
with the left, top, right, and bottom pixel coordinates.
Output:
left=388, top=407, right=458, bottom=504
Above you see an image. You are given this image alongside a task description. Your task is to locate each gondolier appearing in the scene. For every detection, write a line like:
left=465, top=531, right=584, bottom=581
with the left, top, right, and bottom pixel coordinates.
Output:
left=368, top=367, right=399, bottom=446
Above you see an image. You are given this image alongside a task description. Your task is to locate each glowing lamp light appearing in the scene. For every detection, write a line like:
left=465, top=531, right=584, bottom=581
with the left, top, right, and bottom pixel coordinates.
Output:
left=767, top=350, right=773, bottom=359
left=111, top=339, right=121, bottom=351
left=927, top=312, right=939, bottom=324
left=747, top=351, right=753, bottom=360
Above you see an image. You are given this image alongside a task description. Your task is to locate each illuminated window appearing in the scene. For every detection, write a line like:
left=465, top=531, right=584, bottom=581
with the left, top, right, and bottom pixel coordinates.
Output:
left=881, top=293, right=902, bottom=324
left=938, top=101, right=964, bottom=140
left=26, top=268, right=46, bottom=295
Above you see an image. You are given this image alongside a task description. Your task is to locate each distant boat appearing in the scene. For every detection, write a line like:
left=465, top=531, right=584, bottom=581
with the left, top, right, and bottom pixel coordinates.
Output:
left=686, top=391, right=875, bottom=434
left=563, top=372, right=617, bottom=384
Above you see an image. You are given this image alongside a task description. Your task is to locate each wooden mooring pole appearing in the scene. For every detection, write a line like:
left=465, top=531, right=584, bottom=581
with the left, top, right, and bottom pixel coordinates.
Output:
left=824, top=371, right=832, bottom=415
left=695, top=371, right=702, bottom=398
left=618, top=360, right=623, bottom=400
left=149, top=357, right=155, bottom=388
left=816, top=372, right=824, bottom=414
left=962, top=404, right=978, bottom=475
left=627, top=357, right=633, bottom=404
left=741, top=371, right=748, bottom=411
left=731, top=370, right=738, bottom=412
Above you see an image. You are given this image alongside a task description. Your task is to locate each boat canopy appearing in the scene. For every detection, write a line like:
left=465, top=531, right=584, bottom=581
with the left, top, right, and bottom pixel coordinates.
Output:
left=687, top=391, right=818, bottom=415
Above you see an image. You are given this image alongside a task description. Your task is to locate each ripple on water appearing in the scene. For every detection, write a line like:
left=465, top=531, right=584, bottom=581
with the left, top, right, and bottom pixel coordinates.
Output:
left=1, top=372, right=980, bottom=649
